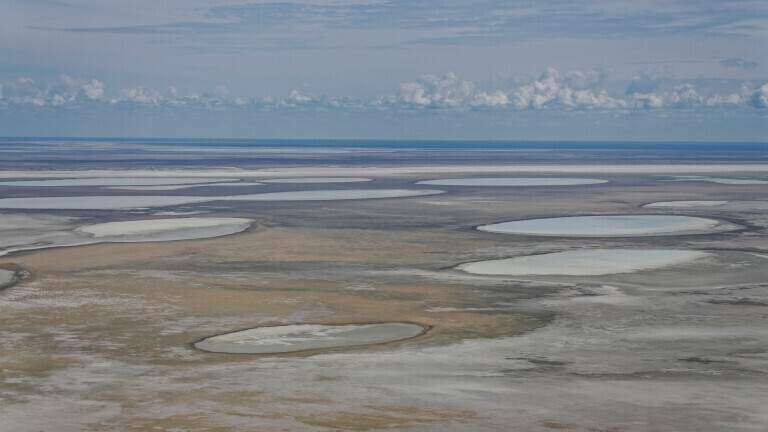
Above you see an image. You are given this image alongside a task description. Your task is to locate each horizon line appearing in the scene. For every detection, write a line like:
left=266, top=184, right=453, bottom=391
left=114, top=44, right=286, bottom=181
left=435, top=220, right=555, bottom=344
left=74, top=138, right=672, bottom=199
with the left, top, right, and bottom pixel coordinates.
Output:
left=1, top=137, right=767, bottom=145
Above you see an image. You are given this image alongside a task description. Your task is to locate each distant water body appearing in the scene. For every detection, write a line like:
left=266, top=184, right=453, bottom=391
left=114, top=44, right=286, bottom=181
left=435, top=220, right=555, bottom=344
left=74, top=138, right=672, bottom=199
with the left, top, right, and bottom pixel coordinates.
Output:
left=1, top=137, right=767, bottom=152
left=2, top=138, right=766, bottom=171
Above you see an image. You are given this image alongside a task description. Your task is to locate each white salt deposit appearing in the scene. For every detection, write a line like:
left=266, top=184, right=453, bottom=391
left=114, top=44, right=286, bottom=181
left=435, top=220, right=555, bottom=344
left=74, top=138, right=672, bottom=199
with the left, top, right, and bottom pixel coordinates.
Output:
left=666, top=176, right=768, bottom=185
left=0, top=269, right=16, bottom=287
left=104, top=182, right=264, bottom=191
left=0, top=177, right=236, bottom=187
left=77, top=218, right=253, bottom=238
left=194, top=323, right=425, bottom=354
left=262, top=178, right=372, bottom=183
left=0, top=189, right=444, bottom=209
left=457, top=249, right=710, bottom=276
left=644, top=200, right=768, bottom=210
left=706, top=178, right=768, bottom=185
left=0, top=217, right=255, bottom=256
left=0, top=196, right=214, bottom=210
left=477, top=215, right=738, bottom=237
left=417, top=177, right=608, bottom=186
left=643, top=201, right=729, bottom=208
left=228, top=189, right=442, bottom=201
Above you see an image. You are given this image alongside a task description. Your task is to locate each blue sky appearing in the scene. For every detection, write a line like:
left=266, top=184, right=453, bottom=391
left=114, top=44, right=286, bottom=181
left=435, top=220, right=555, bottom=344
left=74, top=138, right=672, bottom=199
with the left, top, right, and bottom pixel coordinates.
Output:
left=1, top=0, right=767, bottom=140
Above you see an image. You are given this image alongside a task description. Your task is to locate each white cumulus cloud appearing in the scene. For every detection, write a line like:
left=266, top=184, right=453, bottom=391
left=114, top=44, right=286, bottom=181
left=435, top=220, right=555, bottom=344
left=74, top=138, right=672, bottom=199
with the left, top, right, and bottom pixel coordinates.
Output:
left=83, top=79, right=105, bottom=100
left=118, top=87, right=164, bottom=104
left=1, top=71, right=766, bottom=116
left=0, top=75, right=107, bottom=106
left=750, top=83, right=768, bottom=108
left=399, top=72, right=475, bottom=108
left=664, top=84, right=702, bottom=108
left=287, top=89, right=312, bottom=104
left=512, top=67, right=624, bottom=110
left=471, top=90, right=509, bottom=107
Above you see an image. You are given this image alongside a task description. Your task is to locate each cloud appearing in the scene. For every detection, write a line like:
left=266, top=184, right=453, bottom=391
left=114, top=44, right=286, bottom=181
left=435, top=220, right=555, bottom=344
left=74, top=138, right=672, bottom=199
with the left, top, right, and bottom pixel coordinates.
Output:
left=720, top=57, right=758, bottom=70
left=2, top=69, right=766, bottom=115
left=83, top=79, right=105, bottom=100
left=398, top=72, right=475, bottom=108
left=396, top=68, right=764, bottom=112
left=395, top=68, right=619, bottom=110
left=0, top=75, right=107, bottom=106
left=117, top=87, right=164, bottom=105
left=511, top=67, right=624, bottom=110
left=108, top=85, right=239, bottom=108
left=471, top=90, right=509, bottom=107
left=664, top=84, right=703, bottom=108
left=704, top=93, right=743, bottom=106
left=286, top=89, right=312, bottom=104
left=629, top=83, right=751, bottom=109
left=751, top=84, right=768, bottom=108
left=629, top=92, right=664, bottom=109
left=0, top=77, right=46, bottom=106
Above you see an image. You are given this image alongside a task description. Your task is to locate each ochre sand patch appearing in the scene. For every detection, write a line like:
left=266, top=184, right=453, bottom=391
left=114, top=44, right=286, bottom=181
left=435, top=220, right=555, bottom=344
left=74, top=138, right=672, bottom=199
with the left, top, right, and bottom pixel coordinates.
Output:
left=297, top=405, right=478, bottom=431
left=6, top=224, right=460, bottom=271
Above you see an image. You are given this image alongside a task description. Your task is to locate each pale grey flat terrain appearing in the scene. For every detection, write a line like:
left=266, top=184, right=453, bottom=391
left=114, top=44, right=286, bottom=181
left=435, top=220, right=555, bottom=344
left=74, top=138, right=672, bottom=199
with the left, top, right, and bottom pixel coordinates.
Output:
left=1, top=144, right=767, bottom=431
left=0, top=189, right=444, bottom=209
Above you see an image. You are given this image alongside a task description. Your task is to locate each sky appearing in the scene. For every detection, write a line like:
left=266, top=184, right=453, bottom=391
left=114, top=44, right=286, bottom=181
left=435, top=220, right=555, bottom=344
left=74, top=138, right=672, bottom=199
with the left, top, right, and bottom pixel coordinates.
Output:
left=1, top=0, right=767, bottom=141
